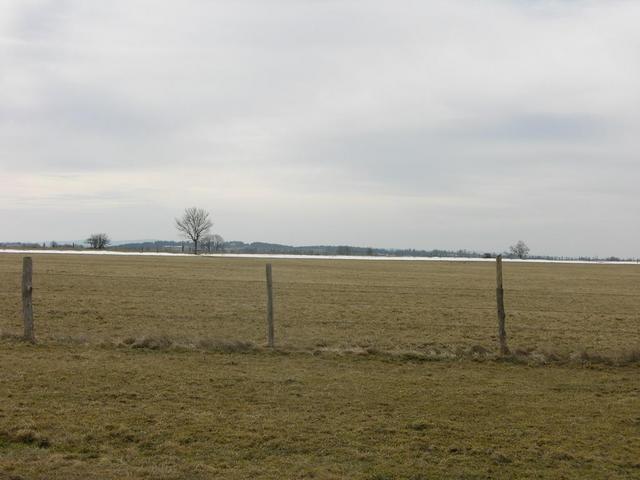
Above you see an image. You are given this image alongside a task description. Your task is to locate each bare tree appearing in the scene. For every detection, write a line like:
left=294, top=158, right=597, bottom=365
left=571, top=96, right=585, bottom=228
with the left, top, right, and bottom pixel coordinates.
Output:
left=211, top=234, right=224, bottom=252
left=87, top=233, right=110, bottom=250
left=201, top=233, right=224, bottom=253
left=202, top=234, right=213, bottom=253
left=509, top=240, right=530, bottom=259
left=175, top=207, right=212, bottom=254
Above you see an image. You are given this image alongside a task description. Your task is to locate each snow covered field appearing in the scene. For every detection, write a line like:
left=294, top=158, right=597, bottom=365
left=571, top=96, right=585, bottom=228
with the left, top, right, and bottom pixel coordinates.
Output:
left=0, top=249, right=638, bottom=265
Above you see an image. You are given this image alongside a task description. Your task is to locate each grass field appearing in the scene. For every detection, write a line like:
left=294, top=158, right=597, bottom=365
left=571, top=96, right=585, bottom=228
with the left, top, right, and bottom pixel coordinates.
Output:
left=0, top=253, right=639, bottom=479
left=1, top=253, right=640, bottom=356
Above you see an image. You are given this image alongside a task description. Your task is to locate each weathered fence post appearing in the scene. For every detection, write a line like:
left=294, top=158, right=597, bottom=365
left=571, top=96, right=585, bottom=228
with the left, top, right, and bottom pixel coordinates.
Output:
left=266, top=263, right=274, bottom=348
left=496, top=255, right=509, bottom=355
left=22, top=257, right=35, bottom=343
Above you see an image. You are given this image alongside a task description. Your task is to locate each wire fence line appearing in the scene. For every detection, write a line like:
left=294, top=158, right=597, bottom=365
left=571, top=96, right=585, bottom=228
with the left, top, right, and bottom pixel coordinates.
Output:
left=1, top=255, right=639, bottom=361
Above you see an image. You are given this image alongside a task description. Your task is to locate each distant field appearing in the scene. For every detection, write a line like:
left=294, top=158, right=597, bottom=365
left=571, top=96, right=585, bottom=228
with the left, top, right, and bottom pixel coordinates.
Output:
left=1, top=253, right=639, bottom=356
left=1, top=253, right=639, bottom=479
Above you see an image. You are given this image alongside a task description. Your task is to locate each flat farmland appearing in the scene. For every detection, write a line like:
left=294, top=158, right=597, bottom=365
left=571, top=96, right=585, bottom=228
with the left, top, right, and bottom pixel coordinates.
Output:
left=0, top=253, right=639, bottom=356
left=0, top=342, right=638, bottom=480
left=1, top=253, right=639, bottom=479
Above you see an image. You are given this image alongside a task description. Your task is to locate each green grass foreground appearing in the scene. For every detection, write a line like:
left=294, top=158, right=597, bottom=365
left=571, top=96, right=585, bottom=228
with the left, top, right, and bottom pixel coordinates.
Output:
left=0, top=342, right=638, bottom=479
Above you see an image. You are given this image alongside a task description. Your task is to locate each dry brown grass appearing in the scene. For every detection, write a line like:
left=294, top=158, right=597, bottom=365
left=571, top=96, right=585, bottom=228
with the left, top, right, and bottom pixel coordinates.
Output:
left=1, top=253, right=639, bottom=478
left=0, top=341, right=638, bottom=479
left=0, top=253, right=639, bottom=356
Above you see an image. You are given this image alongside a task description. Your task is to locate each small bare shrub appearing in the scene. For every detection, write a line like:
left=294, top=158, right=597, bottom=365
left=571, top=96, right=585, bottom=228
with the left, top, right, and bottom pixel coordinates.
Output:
left=570, top=350, right=612, bottom=365
left=196, top=339, right=255, bottom=353
left=130, top=335, right=173, bottom=350
left=0, top=331, right=24, bottom=342
left=0, top=429, right=50, bottom=448
left=618, top=349, right=640, bottom=365
left=469, top=345, right=489, bottom=355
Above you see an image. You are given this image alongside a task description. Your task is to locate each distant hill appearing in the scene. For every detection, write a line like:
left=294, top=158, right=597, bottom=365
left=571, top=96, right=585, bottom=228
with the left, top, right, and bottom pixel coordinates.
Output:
left=1, top=240, right=635, bottom=262
left=109, top=240, right=634, bottom=262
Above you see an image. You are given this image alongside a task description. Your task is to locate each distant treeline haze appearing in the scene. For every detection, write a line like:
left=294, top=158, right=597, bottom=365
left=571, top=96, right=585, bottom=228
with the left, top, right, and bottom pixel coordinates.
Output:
left=0, top=240, right=635, bottom=262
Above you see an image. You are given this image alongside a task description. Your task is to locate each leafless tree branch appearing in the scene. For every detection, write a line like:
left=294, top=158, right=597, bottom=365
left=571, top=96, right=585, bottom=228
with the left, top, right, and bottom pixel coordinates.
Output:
left=175, top=207, right=213, bottom=254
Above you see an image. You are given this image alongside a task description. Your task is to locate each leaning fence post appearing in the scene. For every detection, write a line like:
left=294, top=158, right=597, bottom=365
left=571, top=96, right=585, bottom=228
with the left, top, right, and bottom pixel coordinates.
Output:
left=496, top=255, right=509, bottom=355
left=22, top=257, right=35, bottom=343
left=266, top=263, right=274, bottom=348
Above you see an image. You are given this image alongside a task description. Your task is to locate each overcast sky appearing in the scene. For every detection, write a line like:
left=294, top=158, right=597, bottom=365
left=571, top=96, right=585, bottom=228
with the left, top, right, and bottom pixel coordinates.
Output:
left=1, top=1, right=639, bottom=257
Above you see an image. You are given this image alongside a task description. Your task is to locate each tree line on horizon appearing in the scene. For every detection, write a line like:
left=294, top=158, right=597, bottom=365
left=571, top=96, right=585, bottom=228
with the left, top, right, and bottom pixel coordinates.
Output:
left=1, top=207, right=636, bottom=262
left=1, top=238, right=634, bottom=262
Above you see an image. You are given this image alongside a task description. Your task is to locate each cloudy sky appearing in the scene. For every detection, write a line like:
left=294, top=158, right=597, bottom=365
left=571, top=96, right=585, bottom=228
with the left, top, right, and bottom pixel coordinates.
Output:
left=1, top=1, right=639, bottom=257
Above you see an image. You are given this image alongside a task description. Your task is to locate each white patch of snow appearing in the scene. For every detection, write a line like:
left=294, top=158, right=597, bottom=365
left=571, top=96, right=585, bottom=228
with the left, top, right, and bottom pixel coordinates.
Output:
left=0, top=249, right=638, bottom=265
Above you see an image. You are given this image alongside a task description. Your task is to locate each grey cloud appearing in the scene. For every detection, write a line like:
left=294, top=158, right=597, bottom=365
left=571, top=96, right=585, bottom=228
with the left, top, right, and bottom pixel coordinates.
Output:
left=1, top=0, right=639, bottom=257
left=453, top=113, right=612, bottom=142
left=9, top=0, right=71, bottom=40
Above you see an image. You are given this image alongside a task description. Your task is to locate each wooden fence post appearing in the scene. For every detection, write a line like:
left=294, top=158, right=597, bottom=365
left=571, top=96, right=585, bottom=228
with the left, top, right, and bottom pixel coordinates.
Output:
left=22, top=257, right=35, bottom=343
left=266, top=263, right=274, bottom=348
left=496, top=255, right=509, bottom=355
